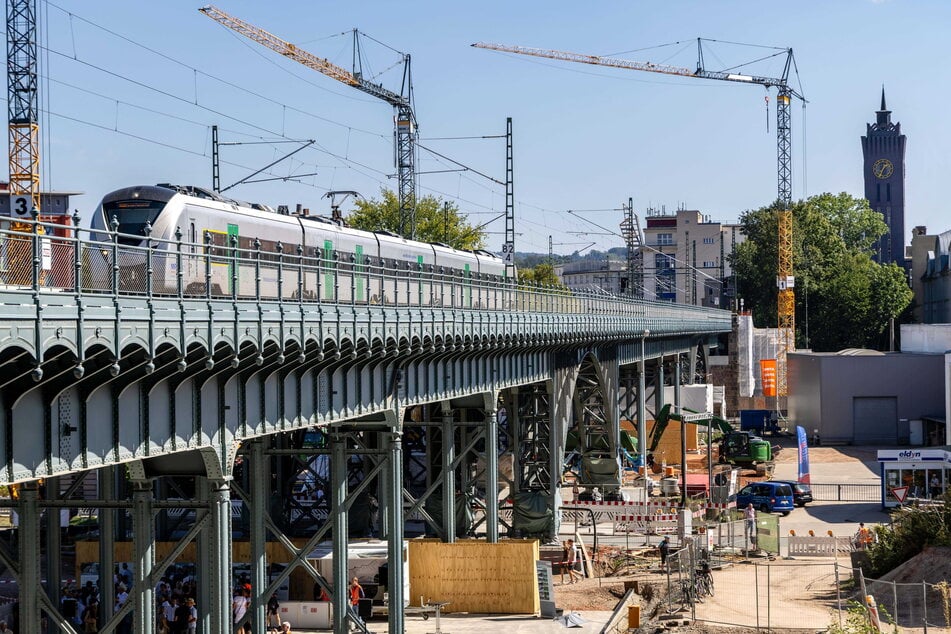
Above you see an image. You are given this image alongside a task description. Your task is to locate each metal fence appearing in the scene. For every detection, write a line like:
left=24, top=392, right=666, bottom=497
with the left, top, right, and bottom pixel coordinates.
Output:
left=810, top=482, right=881, bottom=502
left=0, top=216, right=730, bottom=326
left=852, top=567, right=951, bottom=631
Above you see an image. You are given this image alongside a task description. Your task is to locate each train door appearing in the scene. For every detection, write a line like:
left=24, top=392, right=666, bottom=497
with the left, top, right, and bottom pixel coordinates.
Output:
left=354, top=244, right=365, bottom=302
left=227, top=223, right=239, bottom=296
left=464, top=263, right=472, bottom=308
left=416, top=255, right=424, bottom=305
left=322, top=239, right=334, bottom=301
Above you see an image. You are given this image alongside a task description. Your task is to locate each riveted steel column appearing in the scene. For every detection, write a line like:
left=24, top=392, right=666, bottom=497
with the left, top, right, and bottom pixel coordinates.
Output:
left=99, top=467, right=116, bottom=617
left=208, top=478, right=233, bottom=634
left=250, top=441, right=268, bottom=634
left=638, top=354, right=647, bottom=477
left=485, top=404, right=499, bottom=543
left=331, top=432, right=349, bottom=633
left=441, top=407, right=456, bottom=542
left=655, top=355, right=665, bottom=414
left=45, top=477, right=61, bottom=621
left=18, top=481, right=40, bottom=634
left=195, top=478, right=210, bottom=633
left=675, top=356, right=685, bottom=507
left=132, top=479, right=155, bottom=634
left=386, top=427, right=405, bottom=634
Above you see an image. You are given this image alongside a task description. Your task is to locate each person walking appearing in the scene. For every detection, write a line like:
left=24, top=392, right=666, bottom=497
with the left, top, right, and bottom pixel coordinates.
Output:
left=559, top=541, right=570, bottom=584
left=855, top=522, right=874, bottom=550
left=566, top=539, right=583, bottom=583
left=744, top=503, right=756, bottom=543
left=348, top=577, right=365, bottom=627
left=266, top=594, right=281, bottom=632
left=658, top=535, right=670, bottom=569
left=232, top=588, right=250, bottom=632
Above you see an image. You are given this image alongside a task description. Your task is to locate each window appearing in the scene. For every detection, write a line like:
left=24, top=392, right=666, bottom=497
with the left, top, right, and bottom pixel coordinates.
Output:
left=654, top=253, right=673, bottom=270
left=656, top=233, right=673, bottom=246
left=702, top=261, right=716, bottom=268
left=703, top=237, right=715, bottom=244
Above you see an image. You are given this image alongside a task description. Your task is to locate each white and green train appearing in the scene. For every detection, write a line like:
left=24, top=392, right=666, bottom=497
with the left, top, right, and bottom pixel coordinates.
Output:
left=90, top=184, right=508, bottom=308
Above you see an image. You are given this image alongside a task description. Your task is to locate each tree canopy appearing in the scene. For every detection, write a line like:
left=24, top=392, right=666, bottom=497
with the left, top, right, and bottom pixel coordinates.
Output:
left=730, top=192, right=911, bottom=352
left=346, top=190, right=486, bottom=250
left=518, top=262, right=561, bottom=286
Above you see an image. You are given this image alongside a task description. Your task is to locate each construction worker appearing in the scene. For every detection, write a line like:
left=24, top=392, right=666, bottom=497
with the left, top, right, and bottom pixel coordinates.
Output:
left=855, top=522, right=874, bottom=550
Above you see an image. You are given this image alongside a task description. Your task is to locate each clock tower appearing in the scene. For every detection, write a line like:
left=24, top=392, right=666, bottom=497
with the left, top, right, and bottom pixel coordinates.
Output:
left=861, top=88, right=906, bottom=266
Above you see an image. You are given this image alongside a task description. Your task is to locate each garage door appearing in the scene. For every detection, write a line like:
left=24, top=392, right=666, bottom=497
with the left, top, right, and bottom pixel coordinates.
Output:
left=853, top=397, right=898, bottom=444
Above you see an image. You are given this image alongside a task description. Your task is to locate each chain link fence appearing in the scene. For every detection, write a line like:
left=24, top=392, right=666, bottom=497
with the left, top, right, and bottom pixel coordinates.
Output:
left=851, top=567, right=951, bottom=631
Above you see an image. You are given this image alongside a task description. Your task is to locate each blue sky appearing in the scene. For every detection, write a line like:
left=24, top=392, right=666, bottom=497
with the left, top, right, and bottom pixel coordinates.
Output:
left=24, top=0, right=951, bottom=256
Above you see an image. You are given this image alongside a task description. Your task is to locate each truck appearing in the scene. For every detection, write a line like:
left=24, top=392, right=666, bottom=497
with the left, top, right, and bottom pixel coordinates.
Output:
left=647, top=404, right=776, bottom=475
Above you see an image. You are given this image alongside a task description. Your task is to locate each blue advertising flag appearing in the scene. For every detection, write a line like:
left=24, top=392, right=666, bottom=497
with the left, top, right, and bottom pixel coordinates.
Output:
left=796, top=426, right=811, bottom=484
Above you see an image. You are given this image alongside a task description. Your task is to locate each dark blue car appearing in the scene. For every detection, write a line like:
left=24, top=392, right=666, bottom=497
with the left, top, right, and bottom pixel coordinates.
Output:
left=736, top=481, right=795, bottom=515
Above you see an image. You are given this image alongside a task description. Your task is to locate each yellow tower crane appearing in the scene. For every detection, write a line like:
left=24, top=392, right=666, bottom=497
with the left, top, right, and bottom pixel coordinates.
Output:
left=200, top=5, right=419, bottom=239
left=473, top=40, right=805, bottom=396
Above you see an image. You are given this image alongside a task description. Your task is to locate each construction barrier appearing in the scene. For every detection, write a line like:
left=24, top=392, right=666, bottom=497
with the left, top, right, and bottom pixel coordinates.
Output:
left=787, top=535, right=853, bottom=557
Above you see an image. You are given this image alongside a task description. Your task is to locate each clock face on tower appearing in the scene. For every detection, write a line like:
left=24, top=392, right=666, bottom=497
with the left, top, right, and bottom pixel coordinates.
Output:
left=873, top=158, right=894, bottom=179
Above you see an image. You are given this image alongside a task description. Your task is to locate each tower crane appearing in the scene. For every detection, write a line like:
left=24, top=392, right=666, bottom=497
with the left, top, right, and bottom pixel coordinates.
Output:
left=473, top=40, right=805, bottom=396
left=200, top=6, right=419, bottom=239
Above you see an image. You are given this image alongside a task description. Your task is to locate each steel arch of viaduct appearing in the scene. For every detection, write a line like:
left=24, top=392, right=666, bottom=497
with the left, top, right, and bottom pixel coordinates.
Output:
left=0, top=293, right=729, bottom=485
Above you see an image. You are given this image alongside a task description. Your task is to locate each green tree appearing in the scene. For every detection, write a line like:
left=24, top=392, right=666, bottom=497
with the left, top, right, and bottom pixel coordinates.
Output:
left=519, top=262, right=561, bottom=286
left=730, top=192, right=911, bottom=351
left=347, top=190, right=486, bottom=250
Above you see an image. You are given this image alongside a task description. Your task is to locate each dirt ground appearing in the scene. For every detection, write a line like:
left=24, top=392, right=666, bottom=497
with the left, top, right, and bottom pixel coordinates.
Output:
left=551, top=444, right=945, bottom=632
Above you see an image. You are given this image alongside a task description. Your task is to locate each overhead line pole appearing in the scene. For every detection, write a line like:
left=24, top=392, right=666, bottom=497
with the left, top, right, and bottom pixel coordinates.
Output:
left=504, top=117, right=515, bottom=279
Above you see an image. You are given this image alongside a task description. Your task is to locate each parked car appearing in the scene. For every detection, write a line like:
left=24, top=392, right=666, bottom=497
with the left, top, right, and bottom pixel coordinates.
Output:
left=735, top=481, right=795, bottom=515
left=772, top=480, right=813, bottom=507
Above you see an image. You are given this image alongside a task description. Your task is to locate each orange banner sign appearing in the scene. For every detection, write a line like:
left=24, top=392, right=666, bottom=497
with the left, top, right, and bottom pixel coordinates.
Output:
left=760, top=359, right=777, bottom=397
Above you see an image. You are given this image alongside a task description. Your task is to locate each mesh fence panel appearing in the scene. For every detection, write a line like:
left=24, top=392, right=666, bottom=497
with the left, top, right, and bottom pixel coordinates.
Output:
left=853, top=570, right=951, bottom=630
left=693, top=559, right=841, bottom=630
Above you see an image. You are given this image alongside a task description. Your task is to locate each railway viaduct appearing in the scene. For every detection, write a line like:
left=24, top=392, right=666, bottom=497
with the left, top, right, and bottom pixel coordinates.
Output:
left=0, top=222, right=731, bottom=634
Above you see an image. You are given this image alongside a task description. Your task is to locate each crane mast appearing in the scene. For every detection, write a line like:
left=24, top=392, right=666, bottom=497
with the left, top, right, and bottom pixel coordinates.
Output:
left=7, top=0, right=40, bottom=217
left=473, top=39, right=803, bottom=396
left=200, top=6, right=418, bottom=238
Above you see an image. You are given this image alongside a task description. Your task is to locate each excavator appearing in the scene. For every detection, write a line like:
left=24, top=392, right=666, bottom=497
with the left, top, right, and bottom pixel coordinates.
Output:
left=647, top=404, right=776, bottom=475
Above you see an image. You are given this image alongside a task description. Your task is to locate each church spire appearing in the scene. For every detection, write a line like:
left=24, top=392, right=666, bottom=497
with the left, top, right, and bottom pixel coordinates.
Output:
left=876, top=85, right=892, bottom=127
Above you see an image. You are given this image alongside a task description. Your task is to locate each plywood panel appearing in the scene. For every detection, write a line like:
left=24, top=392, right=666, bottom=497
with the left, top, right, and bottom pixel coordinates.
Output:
left=408, top=539, right=539, bottom=614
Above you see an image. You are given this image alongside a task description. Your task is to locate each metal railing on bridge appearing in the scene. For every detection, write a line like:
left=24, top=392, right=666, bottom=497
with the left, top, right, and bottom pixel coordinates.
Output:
left=0, top=215, right=730, bottom=324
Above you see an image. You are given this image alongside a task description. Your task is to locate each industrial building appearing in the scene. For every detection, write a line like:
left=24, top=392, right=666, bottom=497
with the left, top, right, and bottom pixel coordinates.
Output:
left=788, top=348, right=944, bottom=446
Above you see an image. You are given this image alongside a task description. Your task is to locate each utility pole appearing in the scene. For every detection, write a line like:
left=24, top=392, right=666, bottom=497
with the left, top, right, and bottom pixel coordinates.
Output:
left=212, top=125, right=220, bottom=193
left=444, top=201, right=450, bottom=243
left=504, top=117, right=515, bottom=278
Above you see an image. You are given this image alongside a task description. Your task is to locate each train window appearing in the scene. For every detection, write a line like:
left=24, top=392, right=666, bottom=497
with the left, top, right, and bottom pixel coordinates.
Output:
left=189, top=223, right=196, bottom=254
left=102, top=199, right=166, bottom=246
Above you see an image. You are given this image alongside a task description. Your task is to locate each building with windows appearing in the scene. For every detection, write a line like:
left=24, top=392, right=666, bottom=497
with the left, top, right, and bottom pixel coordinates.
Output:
left=639, top=206, right=744, bottom=307
left=909, top=225, right=951, bottom=324
left=554, top=257, right=627, bottom=294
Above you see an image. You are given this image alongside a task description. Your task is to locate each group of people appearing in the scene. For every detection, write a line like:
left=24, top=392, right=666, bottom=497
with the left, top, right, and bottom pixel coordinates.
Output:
left=231, top=580, right=291, bottom=633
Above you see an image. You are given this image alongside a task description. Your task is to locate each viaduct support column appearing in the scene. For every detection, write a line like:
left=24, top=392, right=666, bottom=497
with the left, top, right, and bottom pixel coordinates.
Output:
left=485, top=402, right=499, bottom=543
left=196, top=478, right=212, bottom=634
left=18, top=481, right=40, bottom=634
left=387, top=427, right=406, bottom=634
left=674, top=356, right=685, bottom=508
left=132, top=477, right=155, bottom=634
left=331, top=432, right=350, bottom=634
left=441, top=406, right=456, bottom=543
left=44, top=477, right=61, bottom=622
left=638, top=345, right=647, bottom=476
left=208, top=478, right=233, bottom=634
left=250, top=441, right=268, bottom=633
left=99, top=467, right=116, bottom=619
left=655, top=355, right=665, bottom=415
